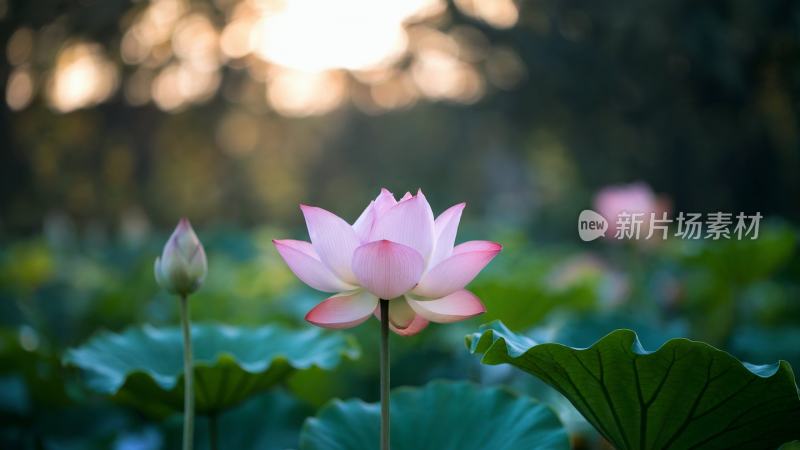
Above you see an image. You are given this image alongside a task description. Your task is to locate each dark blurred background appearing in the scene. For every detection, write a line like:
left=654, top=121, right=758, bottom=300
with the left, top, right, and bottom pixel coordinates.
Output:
left=2, top=0, right=800, bottom=236
left=1, top=0, right=800, bottom=448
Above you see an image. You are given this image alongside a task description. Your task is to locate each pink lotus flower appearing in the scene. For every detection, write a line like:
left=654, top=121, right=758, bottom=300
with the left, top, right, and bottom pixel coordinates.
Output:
left=274, top=189, right=501, bottom=336
left=594, top=182, right=669, bottom=239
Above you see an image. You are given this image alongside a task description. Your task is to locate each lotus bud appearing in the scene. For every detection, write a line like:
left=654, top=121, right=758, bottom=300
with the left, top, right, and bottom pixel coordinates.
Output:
left=154, top=218, right=207, bottom=296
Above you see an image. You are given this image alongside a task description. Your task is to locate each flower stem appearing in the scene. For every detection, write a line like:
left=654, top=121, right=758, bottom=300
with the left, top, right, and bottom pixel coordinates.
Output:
left=179, top=294, right=194, bottom=450
left=379, top=299, right=390, bottom=450
left=209, top=413, right=219, bottom=450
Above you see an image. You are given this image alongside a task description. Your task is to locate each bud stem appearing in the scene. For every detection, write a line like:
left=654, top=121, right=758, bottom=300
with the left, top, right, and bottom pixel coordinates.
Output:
left=179, top=294, right=195, bottom=450
left=209, top=412, right=219, bottom=450
left=379, top=299, right=390, bottom=450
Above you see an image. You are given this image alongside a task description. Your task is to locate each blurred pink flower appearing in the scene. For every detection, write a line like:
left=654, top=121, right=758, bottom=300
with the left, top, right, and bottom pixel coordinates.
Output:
left=593, top=182, right=669, bottom=239
left=274, top=189, right=501, bottom=335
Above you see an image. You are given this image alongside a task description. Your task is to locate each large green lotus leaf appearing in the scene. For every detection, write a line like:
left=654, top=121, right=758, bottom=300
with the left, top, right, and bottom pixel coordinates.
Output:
left=489, top=312, right=688, bottom=441
left=163, top=389, right=311, bottom=450
left=64, top=323, right=360, bottom=417
left=299, top=380, right=569, bottom=450
left=467, top=321, right=800, bottom=450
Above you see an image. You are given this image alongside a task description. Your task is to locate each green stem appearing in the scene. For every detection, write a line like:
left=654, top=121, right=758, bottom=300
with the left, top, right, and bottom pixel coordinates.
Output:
left=379, top=299, right=390, bottom=450
left=209, top=413, right=219, bottom=450
left=179, top=295, right=194, bottom=450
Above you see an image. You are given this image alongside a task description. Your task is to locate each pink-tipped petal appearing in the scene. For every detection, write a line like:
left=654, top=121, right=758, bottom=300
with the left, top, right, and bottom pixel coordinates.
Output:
left=429, top=202, right=465, bottom=268
left=388, top=297, right=416, bottom=328
left=352, top=189, right=399, bottom=242
left=390, top=314, right=429, bottom=336
left=373, top=298, right=430, bottom=336
left=413, top=240, right=501, bottom=298
left=406, top=290, right=486, bottom=323
left=369, top=191, right=435, bottom=260
left=273, top=240, right=355, bottom=293
left=301, top=205, right=361, bottom=284
left=373, top=188, right=398, bottom=216
left=452, top=240, right=500, bottom=254
left=352, top=240, right=425, bottom=299
left=305, top=291, right=379, bottom=329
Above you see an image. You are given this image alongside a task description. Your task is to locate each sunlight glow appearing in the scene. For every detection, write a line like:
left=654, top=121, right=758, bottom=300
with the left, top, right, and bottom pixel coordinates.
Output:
left=412, top=48, right=484, bottom=103
left=172, top=13, right=220, bottom=72
left=454, top=0, right=519, bottom=29
left=6, top=66, right=34, bottom=111
left=151, top=62, right=220, bottom=111
left=47, top=0, right=524, bottom=116
left=251, top=0, right=441, bottom=72
left=47, top=42, right=119, bottom=112
left=266, top=69, right=347, bottom=116
left=370, top=74, right=418, bottom=110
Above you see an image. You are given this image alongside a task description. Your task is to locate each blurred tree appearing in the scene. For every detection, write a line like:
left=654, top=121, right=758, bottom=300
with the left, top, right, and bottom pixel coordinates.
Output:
left=0, top=0, right=798, bottom=236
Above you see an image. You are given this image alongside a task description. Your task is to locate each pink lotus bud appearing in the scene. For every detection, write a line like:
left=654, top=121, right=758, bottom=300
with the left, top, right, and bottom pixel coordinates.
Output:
left=155, top=218, right=207, bottom=296
left=273, top=189, right=501, bottom=335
